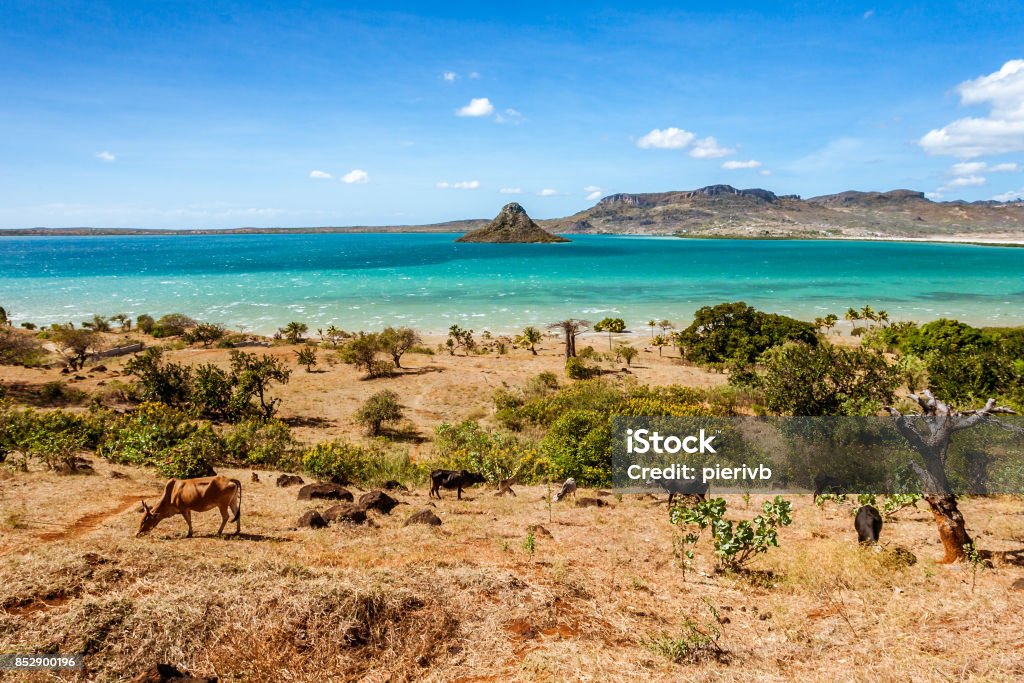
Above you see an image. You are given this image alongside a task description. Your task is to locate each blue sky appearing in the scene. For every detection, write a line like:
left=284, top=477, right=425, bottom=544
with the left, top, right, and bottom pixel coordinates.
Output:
left=1, top=1, right=1023, bottom=229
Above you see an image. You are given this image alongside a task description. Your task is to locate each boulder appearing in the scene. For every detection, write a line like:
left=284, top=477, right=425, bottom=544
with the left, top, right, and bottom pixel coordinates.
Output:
left=323, top=504, right=367, bottom=525
left=1010, top=577, right=1024, bottom=592
left=297, top=510, right=327, bottom=529
left=276, top=474, right=304, bottom=487
left=527, top=524, right=553, bottom=538
left=405, top=509, right=442, bottom=527
left=575, top=497, right=608, bottom=508
left=358, top=490, right=399, bottom=514
left=382, top=479, right=408, bottom=492
left=297, top=483, right=353, bottom=502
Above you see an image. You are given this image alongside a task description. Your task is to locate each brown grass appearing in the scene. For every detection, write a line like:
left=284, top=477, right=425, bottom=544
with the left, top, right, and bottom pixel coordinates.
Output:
left=1, top=457, right=1023, bottom=681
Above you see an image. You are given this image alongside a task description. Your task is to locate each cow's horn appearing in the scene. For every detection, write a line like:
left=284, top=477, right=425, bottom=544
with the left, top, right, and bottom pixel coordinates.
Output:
left=141, top=500, right=150, bottom=513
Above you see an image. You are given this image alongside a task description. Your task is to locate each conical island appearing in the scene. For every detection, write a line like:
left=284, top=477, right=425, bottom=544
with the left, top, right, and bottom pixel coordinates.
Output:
left=455, top=202, right=570, bottom=243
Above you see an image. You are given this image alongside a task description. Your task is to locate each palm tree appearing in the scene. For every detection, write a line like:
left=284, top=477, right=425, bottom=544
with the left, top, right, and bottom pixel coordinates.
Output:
left=860, top=305, right=876, bottom=325
left=594, top=317, right=626, bottom=351
left=647, top=320, right=657, bottom=338
left=281, top=321, right=308, bottom=344
left=516, top=326, right=542, bottom=355
left=877, top=310, right=890, bottom=327
left=547, top=319, right=590, bottom=359
left=652, top=335, right=667, bottom=357
left=659, top=319, right=673, bottom=335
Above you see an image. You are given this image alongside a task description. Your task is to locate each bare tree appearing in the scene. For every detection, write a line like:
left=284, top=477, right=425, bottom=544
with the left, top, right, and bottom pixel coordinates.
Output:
left=547, top=319, right=590, bottom=360
left=886, top=390, right=1020, bottom=563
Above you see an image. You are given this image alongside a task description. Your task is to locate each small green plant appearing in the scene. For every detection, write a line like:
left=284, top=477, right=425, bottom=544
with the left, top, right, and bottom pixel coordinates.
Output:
left=814, top=492, right=849, bottom=509
left=742, top=492, right=751, bottom=509
left=523, top=529, right=536, bottom=556
left=883, top=493, right=921, bottom=519
left=671, top=496, right=793, bottom=572
left=295, top=346, right=318, bottom=372
left=963, top=540, right=985, bottom=593
left=856, top=493, right=877, bottom=508
left=645, top=599, right=725, bottom=664
left=354, top=390, right=403, bottom=436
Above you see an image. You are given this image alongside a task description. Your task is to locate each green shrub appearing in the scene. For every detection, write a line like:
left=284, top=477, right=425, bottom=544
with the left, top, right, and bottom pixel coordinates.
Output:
left=151, top=313, right=197, bottom=338
left=540, top=409, right=611, bottom=487
left=156, top=429, right=220, bottom=478
left=99, top=402, right=207, bottom=469
left=671, top=496, right=793, bottom=572
left=223, top=418, right=299, bottom=467
left=434, top=420, right=542, bottom=483
left=301, top=439, right=372, bottom=482
left=354, top=390, right=403, bottom=436
left=675, top=301, right=817, bottom=365
left=565, top=357, right=596, bottom=379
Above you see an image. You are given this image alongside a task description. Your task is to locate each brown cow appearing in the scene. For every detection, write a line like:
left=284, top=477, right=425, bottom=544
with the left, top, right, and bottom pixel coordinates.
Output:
left=137, top=475, right=242, bottom=538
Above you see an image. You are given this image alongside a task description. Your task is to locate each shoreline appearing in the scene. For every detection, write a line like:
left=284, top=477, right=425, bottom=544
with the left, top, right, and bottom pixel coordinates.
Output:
left=2, top=228, right=1023, bottom=247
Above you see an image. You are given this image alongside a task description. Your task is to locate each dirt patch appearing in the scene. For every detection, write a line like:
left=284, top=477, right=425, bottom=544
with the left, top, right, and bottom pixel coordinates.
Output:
left=36, top=493, right=146, bottom=542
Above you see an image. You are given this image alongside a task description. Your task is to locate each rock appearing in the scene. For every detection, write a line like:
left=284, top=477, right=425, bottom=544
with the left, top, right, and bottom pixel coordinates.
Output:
left=297, top=510, right=327, bottom=529
left=90, top=364, right=108, bottom=372
left=527, top=524, right=553, bottom=538
left=880, top=545, right=918, bottom=569
left=322, top=503, right=366, bottom=525
left=359, top=490, right=399, bottom=514
left=297, top=483, right=354, bottom=502
left=251, top=472, right=260, bottom=483
left=108, top=470, right=129, bottom=479
left=575, top=497, right=608, bottom=508
left=130, top=663, right=216, bottom=682
left=276, top=474, right=304, bottom=487
left=382, top=479, right=408, bottom=492
left=405, top=509, right=442, bottom=526
left=328, top=474, right=350, bottom=486
left=455, top=203, right=570, bottom=244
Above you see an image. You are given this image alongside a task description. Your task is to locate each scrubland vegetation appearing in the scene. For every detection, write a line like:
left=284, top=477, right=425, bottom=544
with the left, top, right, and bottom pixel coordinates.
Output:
left=1, top=303, right=1023, bottom=680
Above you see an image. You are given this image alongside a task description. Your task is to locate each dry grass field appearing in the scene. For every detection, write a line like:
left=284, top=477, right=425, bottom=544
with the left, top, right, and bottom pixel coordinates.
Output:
left=2, top=330, right=1023, bottom=681
left=1, top=457, right=1023, bottom=682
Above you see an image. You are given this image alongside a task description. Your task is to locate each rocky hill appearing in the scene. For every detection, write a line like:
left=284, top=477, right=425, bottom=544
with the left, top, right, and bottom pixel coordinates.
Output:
left=543, top=185, right=1024, bottom=241
left=455, top=202, right=569, bottom=243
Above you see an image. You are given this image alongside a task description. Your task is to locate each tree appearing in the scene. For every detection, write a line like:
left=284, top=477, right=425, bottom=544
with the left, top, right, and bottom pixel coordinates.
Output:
left=814, top=314, right=838, bottom=335
left=379, top=326, right=420, bottom=368
left=0, top=306, right=9, bottom=326
left=354, top=390, right=403, bottom=436
left=547, top=319, right=591, bottom=360
left=339, top=333, right=390, bottom=378
left=885, top=391, right=1020, bottom=563
left=748, top=341, right=900, bottom=416
left=296, top=346, right=318, bottom=372
left=183, top=322, right=226, bottom=347
left=0, top=327, right=44, bottom=366
left=151, top=313, right=196, bottom=338
left=125, top=348, right=193, bottom=406
left=323, top=325, right=347, bottom=348
left=229, top=351, right=292, bottom=420
left=516, top=326, right=542, bottom=355
left=110, top=313, right=132, bottom=331
left=675, top=302, right=817, bottom=365
left=136, top=314, right=156, bottom=334
left=50, top=324, right=100, bottom=370
left=594, top=317, right=626, bottom=351
left=652, top=335, right=668, bottom=357
left=647, top=320, right=657, bottom=338
left=616, top=343, right=639, bottom=367
left=445, top=325, right=475, bottom=356
left=281, top=321, right=308, bottom=344
left=659, top=320, right=673, bottom=336
left=82, top=315, right=111, bottom=332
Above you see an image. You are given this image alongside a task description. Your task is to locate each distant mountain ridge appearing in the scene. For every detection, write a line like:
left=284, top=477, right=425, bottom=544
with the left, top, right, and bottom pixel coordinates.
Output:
left=4, top=185, right=1024, bottom=241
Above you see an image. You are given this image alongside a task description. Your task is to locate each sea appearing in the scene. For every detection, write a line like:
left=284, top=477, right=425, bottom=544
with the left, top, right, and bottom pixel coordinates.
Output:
left=2, top=233, right=1023, bottom=334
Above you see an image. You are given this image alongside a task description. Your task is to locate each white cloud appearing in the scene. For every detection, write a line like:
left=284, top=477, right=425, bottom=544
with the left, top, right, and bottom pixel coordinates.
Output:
left=341, top=169, right=369, bottom=184
left=584, top=185, right=602, bottom=200
left=583, top=185, right=601, bottom=192
left=992, top=188, right=1024, bottom=201
left=925, top=191, right=944, bottom=200
left=456, top=97, right=495, bottom=117
left=309, top=170, right=333, bottom=179
left=721, top=159, right=762, bottom=170
left=689, top=136, right=734, bottom=159
left=537, top=188, right=559, bottom=196
left=944, top=175, right=987, bottom=189
left=468, top=71, right=480, bottom=79
left=95, top=151, right=116, bottom=162
left=759, top=169, right=772, bottom=176
left=437, top=180, right=480, bottom=190
left=636, top=127, right=695, bottom=149
left=443, top=71, right=457, bottom=82
left=495, top=108, right=523, bottom=124
left=989, top=162, right=1020, bottom=172
left=586, top=191, right=602, bottom=201
left=920, top=60, right=1024, bottom=157
left=950, top=161, right=1019, bottom=175
left=863, top=9, right=875, bottom=19
left=499, top=187, right=521, bottom=194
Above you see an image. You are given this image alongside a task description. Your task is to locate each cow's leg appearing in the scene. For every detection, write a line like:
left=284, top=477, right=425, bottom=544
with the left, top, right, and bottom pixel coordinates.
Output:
left=182, top=510, right=193, bottom=538
left=217, top=505, right=228, bottom=535
left=668, top=492, right=675, bottom=507
left=457, top=485, right=463, bottom=500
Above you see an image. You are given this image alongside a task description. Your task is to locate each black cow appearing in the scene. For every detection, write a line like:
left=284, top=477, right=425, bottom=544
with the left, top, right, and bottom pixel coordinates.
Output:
left=429, top=469, right=487, bottom=500
left=855, top=505, right=883, bottom=544
left=812, top=474, right=849, bottom=502
left=649, top=477, right=710, bottom=506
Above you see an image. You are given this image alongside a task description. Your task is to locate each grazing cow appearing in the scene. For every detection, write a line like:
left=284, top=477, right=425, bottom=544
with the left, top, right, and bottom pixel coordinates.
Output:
left=138, top=475, right=242, bottom=538
left=552, top=478, right=577, bottom=502
left=649, top=477, right=709, bottom=506
left=812, top=474, right=849, bottom=502
left=855, top=505, right=883, bottom=544
left=429, top=469, right=487, bottom=500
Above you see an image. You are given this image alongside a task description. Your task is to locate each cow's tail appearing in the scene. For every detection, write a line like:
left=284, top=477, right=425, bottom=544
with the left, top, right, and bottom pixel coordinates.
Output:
left=230, top=478, right=242, bottom=522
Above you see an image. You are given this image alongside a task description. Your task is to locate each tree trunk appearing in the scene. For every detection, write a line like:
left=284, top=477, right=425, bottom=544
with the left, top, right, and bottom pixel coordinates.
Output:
left=925, top=494, right=971, bottom=563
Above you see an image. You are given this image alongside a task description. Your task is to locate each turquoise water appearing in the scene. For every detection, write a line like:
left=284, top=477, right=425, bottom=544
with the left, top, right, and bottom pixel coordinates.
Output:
left=2, top=234, right=1023, bottom=333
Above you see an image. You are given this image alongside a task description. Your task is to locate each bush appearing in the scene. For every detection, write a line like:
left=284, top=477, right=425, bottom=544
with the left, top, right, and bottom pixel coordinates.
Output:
left=151, top=313, right=197, bottom=338
left=675, top=301, right=817, bottom=365
left=354, top=390, right=403, bottom=436
left=434, top=420, right=542, bottom=483
left=565, top=357, right=596, bottom=380
left=671, top=496, right=793, bottom=572
left=223, top=418, right=299, bottom=467
left=183, top=322, right=226, bottom=347
left=98, top=402, right=217, bottom=474
left=301, top=439, right=373, bottom=482
left=157, top=429, right=220, bottom=478
left=136, top=314, right=156, bottom=334
left=0, top=327, right=47, bottom=366
left=540, top=410, right=611, bottom=487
